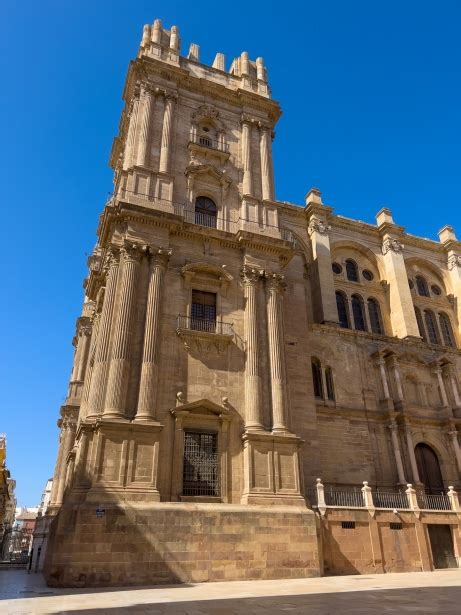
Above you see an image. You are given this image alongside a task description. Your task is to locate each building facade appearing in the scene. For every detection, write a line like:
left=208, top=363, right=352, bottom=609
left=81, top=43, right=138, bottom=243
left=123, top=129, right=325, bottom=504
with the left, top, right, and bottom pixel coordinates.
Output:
left=44, top=20, right=461, bottom=586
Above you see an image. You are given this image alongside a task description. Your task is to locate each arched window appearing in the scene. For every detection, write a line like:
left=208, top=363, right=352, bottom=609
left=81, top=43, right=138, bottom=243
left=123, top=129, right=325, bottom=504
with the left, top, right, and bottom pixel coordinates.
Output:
left=415, top=443, right=444, bottom=495
left=367, top=298, right=383, bottom=335
left=325, top=367, right=335, bottom=401
left=311, top=359, right=323, bottom=399
left=195, top=196, right=217, bottom=228
left=351, top=294, right=367, bottom=331
left=424, top=310, right=440, bottom=345
left=336, top=292, right=350, bottom=329
left=439, top=312, right=455, bottom=348
left=414, top=307, right=427, bottom=341
left=345, top=259, right=359, bottom=282
left=416, top=275, right=430, bottom=297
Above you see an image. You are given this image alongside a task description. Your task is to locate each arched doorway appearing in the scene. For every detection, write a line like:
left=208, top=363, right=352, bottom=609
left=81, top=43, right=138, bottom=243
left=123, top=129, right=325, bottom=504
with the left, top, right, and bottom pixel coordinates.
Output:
left=415, top=443, right=444, bottom=494
left=195, top=196, right=217, bottom=228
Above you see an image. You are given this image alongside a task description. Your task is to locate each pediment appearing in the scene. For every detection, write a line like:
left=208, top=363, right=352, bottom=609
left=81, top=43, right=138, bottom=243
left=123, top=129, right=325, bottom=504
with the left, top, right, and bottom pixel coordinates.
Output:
left=181, top=262, right=233, bottom=283
left=171, top=398, right=233, bottom=420
left=185, top=163, right=232, bottom=187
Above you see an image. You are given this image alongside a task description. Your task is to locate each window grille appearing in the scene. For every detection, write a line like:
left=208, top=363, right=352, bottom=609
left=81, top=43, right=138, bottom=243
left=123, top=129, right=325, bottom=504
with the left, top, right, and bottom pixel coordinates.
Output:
left=439, top=313, right=455, bottom=347
left=199, top=136, right=212, bottom=147
left=367, top=298, right=383, bottom=335
left=182, top=431, right=219, bottom=496
left=352, top=294, right=367, bottom=331
left=424, top=310, right=440, bottom=345
left=345, top=259, right=359, bottom=282
left=416, top=275, right=430, bottom=297
left=336, top=292, right=350, bottom=329
left=191, top=290, right=217, bottom=331
left=341, top=521, right=356, bottom=529
left=194, top=196, right=217, bottom=228
left=390, top=522, right=403, bottom=530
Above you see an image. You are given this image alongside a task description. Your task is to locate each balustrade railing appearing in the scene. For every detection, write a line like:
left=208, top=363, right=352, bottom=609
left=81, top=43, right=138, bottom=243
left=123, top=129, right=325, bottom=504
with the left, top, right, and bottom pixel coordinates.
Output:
left=373, top=490, right=409, bottom=509
left=177, top=315, right=234, bottom=336
left=189, top=133, right=230, bottom=152
left=324, top=488, right=364, bottom=508
left=417, top=493, right=451, bottom=511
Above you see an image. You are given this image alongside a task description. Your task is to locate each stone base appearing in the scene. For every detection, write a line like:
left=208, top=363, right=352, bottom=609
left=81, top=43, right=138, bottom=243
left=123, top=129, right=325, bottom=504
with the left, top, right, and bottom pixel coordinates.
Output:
left=44, top=502, right=321, bottom=587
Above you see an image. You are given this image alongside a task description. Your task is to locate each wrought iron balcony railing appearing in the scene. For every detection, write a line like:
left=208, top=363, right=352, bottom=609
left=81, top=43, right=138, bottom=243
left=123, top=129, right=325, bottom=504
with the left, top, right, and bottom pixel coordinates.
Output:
left=189, top=134, right=230, bottom=152
left=373, top=490, right=409, bottom=509
left=177, top=315, right=234, bottom=336
left=417, top=493, right=451, bottom=511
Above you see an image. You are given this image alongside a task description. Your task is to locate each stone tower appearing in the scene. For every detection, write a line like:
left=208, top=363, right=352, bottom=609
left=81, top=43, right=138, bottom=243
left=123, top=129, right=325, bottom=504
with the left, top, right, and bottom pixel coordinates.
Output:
left=45, top=19, right=320, bottom=586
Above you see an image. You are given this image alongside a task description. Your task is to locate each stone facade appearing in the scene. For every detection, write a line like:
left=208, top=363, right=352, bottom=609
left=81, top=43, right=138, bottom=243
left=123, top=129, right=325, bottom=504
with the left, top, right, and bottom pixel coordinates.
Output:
left=44, top=19, right=461, bottom=586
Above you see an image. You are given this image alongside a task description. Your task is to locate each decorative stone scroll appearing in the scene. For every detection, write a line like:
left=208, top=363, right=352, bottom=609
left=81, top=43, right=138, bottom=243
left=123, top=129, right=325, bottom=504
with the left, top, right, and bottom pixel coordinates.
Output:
left=308, top=219, right=331, bottom=236
left=448, top=254, right=461, bottom=270
left=382, top=238, right=404, bottom=255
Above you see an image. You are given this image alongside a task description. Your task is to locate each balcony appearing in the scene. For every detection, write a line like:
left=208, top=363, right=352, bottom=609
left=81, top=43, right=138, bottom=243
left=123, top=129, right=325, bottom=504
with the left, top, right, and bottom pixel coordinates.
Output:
left=176, top=315, right=234, bottom=354
left=308, top=479, right=460, bottom=514
left=189, top=133, right=230, bottom=153
left=113, top=191, right=296, bottom=246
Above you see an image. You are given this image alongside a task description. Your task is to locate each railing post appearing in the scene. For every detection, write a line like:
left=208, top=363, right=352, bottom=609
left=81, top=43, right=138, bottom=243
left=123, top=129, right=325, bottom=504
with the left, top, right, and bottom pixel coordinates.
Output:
left=362, top=481, right=375, bottom=515
left=316, top=478, right=327, bottom=516
left=448, top=486, right=460, bottom=512
left=406, top=483, right=420, bottom=516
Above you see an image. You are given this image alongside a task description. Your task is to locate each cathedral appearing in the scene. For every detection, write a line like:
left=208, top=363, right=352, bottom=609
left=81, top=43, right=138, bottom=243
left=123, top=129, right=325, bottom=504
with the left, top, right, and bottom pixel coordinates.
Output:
left=44, top=19, right=461, bottom=586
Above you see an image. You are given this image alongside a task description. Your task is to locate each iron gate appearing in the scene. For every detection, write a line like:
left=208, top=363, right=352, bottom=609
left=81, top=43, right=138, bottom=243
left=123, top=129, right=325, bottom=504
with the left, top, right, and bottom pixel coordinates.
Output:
left=1, top=527, right=33, bottom=566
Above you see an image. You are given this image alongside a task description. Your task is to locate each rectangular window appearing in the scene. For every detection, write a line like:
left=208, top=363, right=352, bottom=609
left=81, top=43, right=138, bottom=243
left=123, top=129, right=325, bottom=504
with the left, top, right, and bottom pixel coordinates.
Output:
left=390, top=522, right=403, bottom=530
left=182, top=431, right=219, bottom=497
left=191, top=290, right=217, bottom=332
left=341, top=521, right=356, bottom=529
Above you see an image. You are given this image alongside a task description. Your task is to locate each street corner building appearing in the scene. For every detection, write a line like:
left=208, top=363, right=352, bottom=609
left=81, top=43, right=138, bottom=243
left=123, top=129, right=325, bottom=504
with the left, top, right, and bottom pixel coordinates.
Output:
left=44, top=19, right=461, bottom=587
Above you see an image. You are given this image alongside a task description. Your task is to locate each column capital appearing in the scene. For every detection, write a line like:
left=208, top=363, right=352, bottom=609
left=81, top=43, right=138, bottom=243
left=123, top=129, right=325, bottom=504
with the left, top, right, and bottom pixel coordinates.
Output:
left=149, top=246, right=172, bottom=266
left=382, top=237, right=404, bottom=255
left=240, top=113, right=257, bottom=126
left=388, top=420, right=399, bottom=432
left=102, top=247, right=120, bottom=273
left=448, top=254, right=461, bottom=270
left=308, top=218, right=331, bottom=236
left=121, top=242, right=143, bottom=263
left=264, top=271, right=286, bottom=293
left=240, top=265, right=263, bottom=287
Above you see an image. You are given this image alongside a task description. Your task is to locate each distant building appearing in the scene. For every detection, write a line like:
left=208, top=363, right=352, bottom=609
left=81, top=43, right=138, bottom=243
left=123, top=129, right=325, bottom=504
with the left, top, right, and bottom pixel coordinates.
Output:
left=30, top=479, right=53, bottom=572
left=0, top=435, right=16, bottom=539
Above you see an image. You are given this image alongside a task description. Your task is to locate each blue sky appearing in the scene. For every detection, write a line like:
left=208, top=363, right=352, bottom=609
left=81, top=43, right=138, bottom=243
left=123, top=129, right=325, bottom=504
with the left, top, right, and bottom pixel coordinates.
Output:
left=1, top=0, right=460, bottom=505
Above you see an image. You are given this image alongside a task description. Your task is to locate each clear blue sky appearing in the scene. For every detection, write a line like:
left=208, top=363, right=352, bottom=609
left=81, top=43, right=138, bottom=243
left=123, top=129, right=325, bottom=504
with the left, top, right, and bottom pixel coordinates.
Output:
left=1, top=1, right=460, bottom=506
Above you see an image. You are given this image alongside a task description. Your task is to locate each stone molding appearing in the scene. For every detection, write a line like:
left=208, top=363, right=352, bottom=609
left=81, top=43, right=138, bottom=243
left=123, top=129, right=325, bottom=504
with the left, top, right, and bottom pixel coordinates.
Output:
left=308, top=219, right=331, bottom=236
left=382, top=237, right=404, bottom=255
left=448, top=254, right=461, bottom=270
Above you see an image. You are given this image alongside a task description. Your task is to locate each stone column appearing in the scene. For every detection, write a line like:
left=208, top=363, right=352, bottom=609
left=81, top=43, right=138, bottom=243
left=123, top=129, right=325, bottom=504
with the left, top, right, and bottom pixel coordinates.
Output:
left=438, top=226, right=461, bottom=338
left=448, top=431, right=461, bottom=474
left=389, top=421, right=407, bottom=484
left=241, top=266, right=263, bottom=430
left=259, top=124, right=273, bottom=201
left=135, top=248, right=171, bottom=422
left=78, top=311, right=100, bottom=422
left=265, top=272, right=289, bottom=433
left=136, top=87, right=154, bottom=167
left=447, top=366, right=461, bottom=407
left=123, top=89, right=140, bottom=171
left=241, top=117, right=253, bottom=196
left=103, top=244, right=142, bottom=419
left=158, top=94, right=175, bottom=174
left=75, top=323, right=92, bottom=382
left=378, top=357, right=391, bottom=399
left=86, top=250, right=120, bottom=419
left=405, top=426, right=420, bottom=484
left=51, top=411, right=77, bottom=506
left=389, top=356, right=404, bottom=401
left=435, top=366, right=449, bottom=407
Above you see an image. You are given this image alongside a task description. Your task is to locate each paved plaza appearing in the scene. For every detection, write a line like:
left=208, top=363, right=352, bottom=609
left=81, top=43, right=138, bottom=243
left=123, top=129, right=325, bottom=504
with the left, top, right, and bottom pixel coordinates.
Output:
left=1, top=569, right=461, bottom=614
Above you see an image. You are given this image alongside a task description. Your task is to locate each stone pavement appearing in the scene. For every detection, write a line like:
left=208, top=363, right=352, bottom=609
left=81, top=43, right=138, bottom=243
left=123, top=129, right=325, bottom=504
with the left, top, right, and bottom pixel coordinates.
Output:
left=1, top=569, right=461, bottom=614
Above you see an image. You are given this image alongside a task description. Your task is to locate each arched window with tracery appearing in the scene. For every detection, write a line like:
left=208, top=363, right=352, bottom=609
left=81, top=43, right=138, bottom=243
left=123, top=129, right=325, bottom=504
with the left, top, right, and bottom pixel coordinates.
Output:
left=367, top=298, right=383, bottom=335
left=336, top=291, right=350, bottom=329
left=195, top=196, right=217, bottom=228
left=439, top=312, right=455, bottom=348
left=424, top=309, right=440, bottom=345
left=416, top=275, right=430, bottom=297
left=351, top=294, right=367, bottom=331
left=414, top=307, right=426, bottom=341
left=345, top=259, right=359, bottom=282
left=311, top=358, right=323, bottom=399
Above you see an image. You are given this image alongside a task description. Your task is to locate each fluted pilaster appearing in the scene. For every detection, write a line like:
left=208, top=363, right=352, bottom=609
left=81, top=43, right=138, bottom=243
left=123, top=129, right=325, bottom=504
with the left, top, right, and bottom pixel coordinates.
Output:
left=259, top=124, right=273, bottom=201
left=405, top=427, right=420, bottom=484
left=123, top=90, right=140, bottom=171
left=86, top=250, right=120, bottom=419
left=158, top=95, right=175, bottom=173
left=50, top=412, right=77, bottom=506
left=241, top=266, right=263, bottom=430
left=136, top=87, right=154, bottom=167
left=78, top=312, right=100, bottom=421
left=103, top=243, right=141, bottom=419
left=265, top=272, right=289, bottom=433
left=135, top=248, right=171, bottom=422
left=389, top=421, right=407, bottom=484
left=241, top=118, right=252, bottom=195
